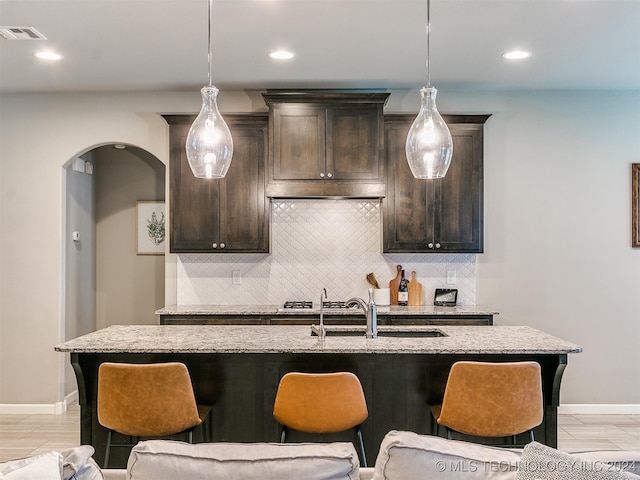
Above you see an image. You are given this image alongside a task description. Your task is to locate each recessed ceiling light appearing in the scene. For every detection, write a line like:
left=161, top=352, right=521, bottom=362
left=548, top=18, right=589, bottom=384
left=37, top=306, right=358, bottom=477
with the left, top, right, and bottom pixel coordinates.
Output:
left=502, top=50, right=531, bottom=60
left=268, top=50, right=294, bottom=60
left=34, top=51, right=63, bottom=61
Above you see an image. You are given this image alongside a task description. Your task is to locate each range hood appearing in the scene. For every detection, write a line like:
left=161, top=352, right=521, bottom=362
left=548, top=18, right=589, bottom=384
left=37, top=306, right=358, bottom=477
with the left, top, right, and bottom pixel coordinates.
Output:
left=266, top=183, right=386, bottom=199
left=263, top=91, right=389, bottom=199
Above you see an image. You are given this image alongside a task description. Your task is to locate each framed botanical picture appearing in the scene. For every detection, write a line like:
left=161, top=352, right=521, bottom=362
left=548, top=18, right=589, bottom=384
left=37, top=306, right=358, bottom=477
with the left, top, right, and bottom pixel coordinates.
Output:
left=634, top=164, right=639, bottom=248
left=136, top=201, right=166, bottom=255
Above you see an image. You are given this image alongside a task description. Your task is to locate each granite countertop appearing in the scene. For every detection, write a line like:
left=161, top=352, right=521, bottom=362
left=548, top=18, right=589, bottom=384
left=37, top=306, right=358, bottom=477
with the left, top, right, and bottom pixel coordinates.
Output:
left=155, top=304, right=499, bottom=316
left=55, top=325, right=581, bottom=355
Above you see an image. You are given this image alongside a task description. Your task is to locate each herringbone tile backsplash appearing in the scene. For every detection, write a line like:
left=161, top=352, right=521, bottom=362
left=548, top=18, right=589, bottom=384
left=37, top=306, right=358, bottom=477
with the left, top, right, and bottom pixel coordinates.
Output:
left=177, top=200, right=476, bottom=305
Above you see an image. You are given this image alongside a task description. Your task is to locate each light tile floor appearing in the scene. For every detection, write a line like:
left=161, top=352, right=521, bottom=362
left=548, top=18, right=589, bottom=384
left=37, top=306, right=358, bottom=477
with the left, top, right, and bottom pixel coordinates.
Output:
left=0, top=404, right=81, bottom=462
left=1, top=406, right=639, bottom=462
left=558, top=414, right=640, bottom=452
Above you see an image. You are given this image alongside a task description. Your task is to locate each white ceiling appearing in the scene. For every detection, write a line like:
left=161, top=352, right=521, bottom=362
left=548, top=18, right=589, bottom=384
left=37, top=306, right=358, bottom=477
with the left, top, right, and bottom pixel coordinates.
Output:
left=0, top=0, right=639, bottom=94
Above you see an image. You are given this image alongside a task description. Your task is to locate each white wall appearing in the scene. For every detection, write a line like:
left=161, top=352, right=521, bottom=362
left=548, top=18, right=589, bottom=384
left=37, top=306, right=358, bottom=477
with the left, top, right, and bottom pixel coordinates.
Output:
left=433, top=90, right=640, bottom=406
left=0, top=92, right=207, bottom=407
left=63, top=155, right=96, bottom=397
left=0, top=89, right=638, bottom=409
left=94, top=146, right=166, bottom=329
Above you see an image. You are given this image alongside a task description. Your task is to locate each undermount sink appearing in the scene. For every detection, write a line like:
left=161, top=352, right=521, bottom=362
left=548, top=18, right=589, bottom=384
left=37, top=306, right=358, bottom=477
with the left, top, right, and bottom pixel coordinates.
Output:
left=376, top=329, right=447, bottom=338
left=310, top=326, right=447, bottom=338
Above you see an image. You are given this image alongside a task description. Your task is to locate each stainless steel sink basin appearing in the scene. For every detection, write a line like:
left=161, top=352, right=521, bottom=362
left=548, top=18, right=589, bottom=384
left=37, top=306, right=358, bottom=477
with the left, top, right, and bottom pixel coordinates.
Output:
left=310, top=326, right=447, bottom=338
left=376, top=330, right=447, bottom=338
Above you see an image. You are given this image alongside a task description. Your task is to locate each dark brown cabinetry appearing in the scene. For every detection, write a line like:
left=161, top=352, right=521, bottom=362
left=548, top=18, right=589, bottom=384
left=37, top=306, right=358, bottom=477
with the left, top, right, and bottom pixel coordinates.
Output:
left=262, top=92, right=389, bottom=197
left=164, top=114, right=269, bottom=253
left=383, top=114, right=490, bottom=253
left=159, top=313, right=493, bottom=326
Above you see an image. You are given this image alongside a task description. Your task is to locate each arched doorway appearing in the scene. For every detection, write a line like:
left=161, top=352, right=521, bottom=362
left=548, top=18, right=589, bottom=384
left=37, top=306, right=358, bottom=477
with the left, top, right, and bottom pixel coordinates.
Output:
left=62, top=143, right=165, bottom=401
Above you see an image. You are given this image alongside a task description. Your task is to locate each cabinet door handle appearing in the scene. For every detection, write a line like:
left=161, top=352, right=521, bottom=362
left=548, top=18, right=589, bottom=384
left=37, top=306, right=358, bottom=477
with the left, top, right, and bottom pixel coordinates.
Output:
left=428, top=242, right=434, bottom=249
left=220, top=243, right=226, bottom=249
left=435, top=243, right=441, bottom=249
left=327, top=172, right=333, bottom=178
left=212, top=243, right=218, bottom=249
left=320, top=172, right=325, bottom=178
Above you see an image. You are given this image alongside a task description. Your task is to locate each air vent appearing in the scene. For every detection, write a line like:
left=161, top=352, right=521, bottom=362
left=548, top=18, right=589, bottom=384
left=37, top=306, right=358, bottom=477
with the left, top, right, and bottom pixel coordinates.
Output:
left=0, top=27, right=47, bottom=40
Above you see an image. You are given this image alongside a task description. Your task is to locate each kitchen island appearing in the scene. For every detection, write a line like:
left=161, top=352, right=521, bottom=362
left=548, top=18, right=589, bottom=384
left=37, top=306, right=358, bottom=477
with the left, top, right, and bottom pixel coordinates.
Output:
left=56, top=324, right=581, bottom=468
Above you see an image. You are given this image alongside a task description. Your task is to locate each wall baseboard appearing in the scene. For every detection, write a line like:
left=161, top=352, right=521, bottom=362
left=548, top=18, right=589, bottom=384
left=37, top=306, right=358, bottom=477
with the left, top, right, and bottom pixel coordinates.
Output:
left=559, top=404, right=640, bottom=415
left=0, top=390, right=78, bottom=415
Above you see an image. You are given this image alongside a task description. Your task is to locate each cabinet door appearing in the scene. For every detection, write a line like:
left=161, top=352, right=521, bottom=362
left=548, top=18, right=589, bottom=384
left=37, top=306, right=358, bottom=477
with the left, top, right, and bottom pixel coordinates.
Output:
left=383, top=115, right=486, bottom=253
left=327, top=106, right=383, bottom=181
left=383, top=118, right=436, bottom=251
left=434, top=124, right=484, bottom=252
left=271, top=105, right=325, bottom=180
left=219, top=117, right=269, bottom=252
left=166, top=115, right=269, bottom=254
left=169, top=122, right=220, bottom=253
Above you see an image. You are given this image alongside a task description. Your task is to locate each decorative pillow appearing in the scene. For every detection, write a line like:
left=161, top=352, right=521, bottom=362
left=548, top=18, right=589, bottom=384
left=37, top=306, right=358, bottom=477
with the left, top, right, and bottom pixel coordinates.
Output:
left=373, top=430, right=522, bottom=480
left=126, top=440, right=360, bottom=480
left=0, top=451, right=63, bottom=480
left=61, top=446, right=104, bottom=480
left=515, top=442, right=640, bottom=480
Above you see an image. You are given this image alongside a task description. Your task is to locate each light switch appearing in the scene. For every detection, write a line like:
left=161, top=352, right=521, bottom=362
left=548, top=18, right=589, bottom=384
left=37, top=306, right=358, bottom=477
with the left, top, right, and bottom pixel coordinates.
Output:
left=232, top=270, right=242, bottom=285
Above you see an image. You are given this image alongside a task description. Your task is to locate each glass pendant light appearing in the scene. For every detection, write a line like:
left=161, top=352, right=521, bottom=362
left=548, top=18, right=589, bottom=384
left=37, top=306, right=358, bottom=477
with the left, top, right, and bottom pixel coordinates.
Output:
left=405, top=0, right=453, bottom=179
left=186, top=0, right=233, bottom=179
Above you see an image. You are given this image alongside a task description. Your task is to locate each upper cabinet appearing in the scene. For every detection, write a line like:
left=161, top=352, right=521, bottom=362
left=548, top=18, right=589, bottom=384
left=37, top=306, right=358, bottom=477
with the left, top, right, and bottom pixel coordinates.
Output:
left=262, top=92, right=389, bottom=197
left=383, top=114, right=491, bottom=253
left=164, top=95, right=489, bottom=255
left=164, top=114, right=269, bottom=254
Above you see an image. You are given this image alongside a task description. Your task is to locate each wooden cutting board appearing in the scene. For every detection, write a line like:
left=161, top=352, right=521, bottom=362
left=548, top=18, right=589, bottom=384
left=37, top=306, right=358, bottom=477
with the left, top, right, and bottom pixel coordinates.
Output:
left=388, top=265, right=402, bottom=305
left=408, top=271, right=423, bottom=306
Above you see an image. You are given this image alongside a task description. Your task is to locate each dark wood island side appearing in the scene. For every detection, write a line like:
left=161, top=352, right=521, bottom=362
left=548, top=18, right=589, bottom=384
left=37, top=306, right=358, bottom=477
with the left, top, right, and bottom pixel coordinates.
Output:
left=55, top=324, right=581, bottom=468
left=155, top=304, right=497, bottom=326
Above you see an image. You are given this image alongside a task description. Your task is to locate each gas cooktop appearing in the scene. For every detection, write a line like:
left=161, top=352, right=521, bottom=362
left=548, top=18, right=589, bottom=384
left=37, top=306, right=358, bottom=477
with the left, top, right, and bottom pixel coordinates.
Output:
left=282, top=301, right=313, bottom=309
left=281, top=300, right=352, bottom=310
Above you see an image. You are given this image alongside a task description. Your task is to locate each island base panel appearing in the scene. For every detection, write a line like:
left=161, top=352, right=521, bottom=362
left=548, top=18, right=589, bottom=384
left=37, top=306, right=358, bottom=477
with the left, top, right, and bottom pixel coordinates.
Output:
left=71, top=352, right=564, bottom=468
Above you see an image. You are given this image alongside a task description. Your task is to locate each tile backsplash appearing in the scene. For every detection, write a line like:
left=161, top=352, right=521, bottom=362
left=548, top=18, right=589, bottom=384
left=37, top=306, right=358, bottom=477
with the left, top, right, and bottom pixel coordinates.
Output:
left=177, top=199, right=476, bottom=305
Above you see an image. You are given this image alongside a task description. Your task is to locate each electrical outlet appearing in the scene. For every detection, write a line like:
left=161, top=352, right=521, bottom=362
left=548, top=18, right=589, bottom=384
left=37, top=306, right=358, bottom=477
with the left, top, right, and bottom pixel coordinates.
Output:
left=232, top=270, right=242, bottom=285
left=446, top=270, right=457, bottom=285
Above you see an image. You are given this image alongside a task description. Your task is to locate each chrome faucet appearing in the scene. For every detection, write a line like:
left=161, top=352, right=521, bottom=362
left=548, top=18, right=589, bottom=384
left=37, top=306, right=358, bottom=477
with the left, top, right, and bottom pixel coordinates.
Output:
left=317, top=288, right=328, bottom=339
left=346, top=288, right=378, bottom=339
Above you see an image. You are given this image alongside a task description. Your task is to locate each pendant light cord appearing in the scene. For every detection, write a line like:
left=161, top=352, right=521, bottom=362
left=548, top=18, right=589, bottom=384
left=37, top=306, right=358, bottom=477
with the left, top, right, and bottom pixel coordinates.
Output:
left=426, top=0, right=431, bottom=87
left=208, top=0, right=213, bottom=87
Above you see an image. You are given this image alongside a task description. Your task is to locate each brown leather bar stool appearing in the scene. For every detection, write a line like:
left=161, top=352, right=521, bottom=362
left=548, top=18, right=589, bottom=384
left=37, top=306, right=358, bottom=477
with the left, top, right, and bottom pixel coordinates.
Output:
left=97, top=362, right=212, bottom=467
left=273, top=372, right=369, bottom=466
left=430, top=361, right=543, bottom=447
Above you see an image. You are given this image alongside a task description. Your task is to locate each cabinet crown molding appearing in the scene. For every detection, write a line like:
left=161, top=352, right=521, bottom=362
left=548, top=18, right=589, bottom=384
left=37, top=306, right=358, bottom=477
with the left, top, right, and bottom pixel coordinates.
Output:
left=262, top=91, right=390, bottom=106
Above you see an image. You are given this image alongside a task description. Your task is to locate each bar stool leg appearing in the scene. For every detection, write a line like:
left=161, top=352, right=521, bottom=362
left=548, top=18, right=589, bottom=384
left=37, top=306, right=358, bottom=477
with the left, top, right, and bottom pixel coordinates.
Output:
left=104, top=430, right=113, bottom=468
left=356, top=426, right=367, bottom=467
left=202, top=415, right=210, bottom=442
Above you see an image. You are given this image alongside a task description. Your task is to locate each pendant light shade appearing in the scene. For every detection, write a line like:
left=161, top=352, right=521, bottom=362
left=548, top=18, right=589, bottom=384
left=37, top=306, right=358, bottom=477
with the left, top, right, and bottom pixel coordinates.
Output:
left=405, top=0, right=453, bottom=179
left=186, top=0, right=233, bottom=179
left=186, top=86, right=234, bottom=178
left=405, top=86, right=452, bottom=179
